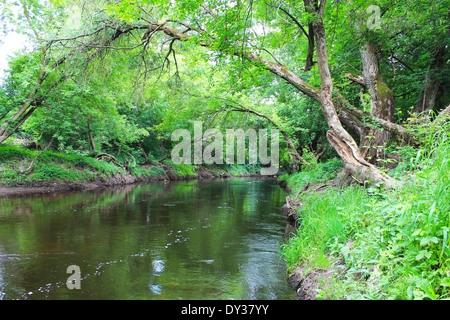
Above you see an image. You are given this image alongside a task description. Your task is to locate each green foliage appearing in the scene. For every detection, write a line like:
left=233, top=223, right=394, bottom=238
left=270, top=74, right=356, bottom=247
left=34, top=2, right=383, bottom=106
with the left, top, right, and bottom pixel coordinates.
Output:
left=0, top=144, right=35, bottom=160
left=278, top=158, right=342, bottom=194
left=281, top=124, right=450, bottom=299
left=129, top=165, right=166, bottom=178
left=0, top=143, right=124, bottom=184
left=0, top=0, right=449, bottom=301
left=225, top=164, right=260, bottom=176
left=164, top=159, right=197, bottom=177
left=280, top=185, right=369, bottom=271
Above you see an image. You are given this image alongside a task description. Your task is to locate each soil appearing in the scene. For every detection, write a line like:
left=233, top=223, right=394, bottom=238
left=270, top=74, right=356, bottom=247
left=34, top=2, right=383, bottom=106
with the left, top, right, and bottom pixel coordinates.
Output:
left=287, top=260, right=347, bottom=300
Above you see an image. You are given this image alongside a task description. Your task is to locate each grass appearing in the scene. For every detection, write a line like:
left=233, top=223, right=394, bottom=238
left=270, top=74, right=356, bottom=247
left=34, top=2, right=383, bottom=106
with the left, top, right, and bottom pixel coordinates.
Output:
left=163, top=159, right=198, bottom=177
left=0, top=145, right=123, bottom=184
left=280, top=123, right=450, bottom=300
left=223, top=163, right=260, bottom=176
left=129, top=165, right=166, bottom=178
left=280, top=183, right=369, bottom=271
left=0, top=144, right=263, bottom=185
left=278, top=157, right=342, bottom=193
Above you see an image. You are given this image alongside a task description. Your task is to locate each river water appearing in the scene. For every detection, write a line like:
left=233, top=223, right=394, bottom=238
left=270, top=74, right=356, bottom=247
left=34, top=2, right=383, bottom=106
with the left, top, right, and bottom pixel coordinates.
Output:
left=0, top=178, right=294, bottom=300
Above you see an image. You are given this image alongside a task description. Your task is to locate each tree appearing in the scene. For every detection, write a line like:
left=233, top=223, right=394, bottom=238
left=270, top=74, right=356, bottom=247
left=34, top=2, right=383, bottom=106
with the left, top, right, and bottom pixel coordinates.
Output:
left=1, top=0, right=448, bottom=187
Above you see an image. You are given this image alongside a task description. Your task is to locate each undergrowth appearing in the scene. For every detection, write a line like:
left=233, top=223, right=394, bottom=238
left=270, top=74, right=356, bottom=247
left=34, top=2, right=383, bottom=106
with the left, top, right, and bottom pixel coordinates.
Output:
left=278, top=157, right=342, bottom=194
left=0, top=144, right=261, bottom=185
left=0, top=144, right=124, bottom=184
left=280, top=123, right=450, bottom=300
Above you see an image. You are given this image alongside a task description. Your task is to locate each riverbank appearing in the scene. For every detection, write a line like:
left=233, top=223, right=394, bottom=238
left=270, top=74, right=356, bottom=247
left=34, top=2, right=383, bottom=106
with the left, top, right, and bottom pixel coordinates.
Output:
left=0, top=144, right=265, bottom=197
left=278, top=125, right=450, bottom=300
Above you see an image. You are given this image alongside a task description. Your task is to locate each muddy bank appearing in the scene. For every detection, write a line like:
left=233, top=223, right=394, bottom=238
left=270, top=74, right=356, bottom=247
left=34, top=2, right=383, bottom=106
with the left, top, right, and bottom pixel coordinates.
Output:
left=0, top=165, right=268, bottom=197
left=287, top=260, right=347, bottom=300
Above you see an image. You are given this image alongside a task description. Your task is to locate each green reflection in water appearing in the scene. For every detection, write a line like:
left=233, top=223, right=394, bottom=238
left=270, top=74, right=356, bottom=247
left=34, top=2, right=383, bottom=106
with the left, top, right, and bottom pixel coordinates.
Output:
left=0, top=178, right=294, bottom=300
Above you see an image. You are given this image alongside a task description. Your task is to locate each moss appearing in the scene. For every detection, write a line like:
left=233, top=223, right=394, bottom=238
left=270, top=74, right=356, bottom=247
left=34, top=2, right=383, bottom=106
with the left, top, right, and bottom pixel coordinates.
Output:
left=375, top=78, right=394, bottom=101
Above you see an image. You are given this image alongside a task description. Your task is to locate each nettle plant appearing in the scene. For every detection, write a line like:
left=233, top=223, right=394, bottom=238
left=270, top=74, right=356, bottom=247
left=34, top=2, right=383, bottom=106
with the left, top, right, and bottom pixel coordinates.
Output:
left=330, top=124, right=450, bottom=300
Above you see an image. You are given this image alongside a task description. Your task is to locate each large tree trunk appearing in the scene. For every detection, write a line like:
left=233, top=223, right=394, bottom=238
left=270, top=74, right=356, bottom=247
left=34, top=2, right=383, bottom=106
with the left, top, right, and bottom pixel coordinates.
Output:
left=432, top=104, right=450, bottom=126
left=360, top=41, right=395, bottom=164
left=303, top=0, right=397, bottom=188
left=412, top=46, right=446, bottom=116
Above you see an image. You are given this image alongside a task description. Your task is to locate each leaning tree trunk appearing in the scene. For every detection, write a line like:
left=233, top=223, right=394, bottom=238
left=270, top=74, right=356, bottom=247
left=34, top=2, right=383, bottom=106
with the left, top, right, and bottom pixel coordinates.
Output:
left=0, top=70, right=46, bottom=144
left=360, top=41, right=395, bottom=164
left=304, top=0, right=397, bottom=188
left=0, top=23, right=147, bottom=145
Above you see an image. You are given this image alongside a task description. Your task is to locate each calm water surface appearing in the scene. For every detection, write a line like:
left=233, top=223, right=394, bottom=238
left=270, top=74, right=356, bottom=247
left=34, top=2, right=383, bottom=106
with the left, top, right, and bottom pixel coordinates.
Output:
left=0, top=178, right=294, bottom=300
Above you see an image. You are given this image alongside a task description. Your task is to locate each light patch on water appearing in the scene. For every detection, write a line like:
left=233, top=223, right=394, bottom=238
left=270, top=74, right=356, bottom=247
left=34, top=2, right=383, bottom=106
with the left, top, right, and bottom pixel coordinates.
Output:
left=149, top=284, right=162, bottom=295
left=199, top=260, right=214, bottom=264
left=152, top=260, right=165, bottom=273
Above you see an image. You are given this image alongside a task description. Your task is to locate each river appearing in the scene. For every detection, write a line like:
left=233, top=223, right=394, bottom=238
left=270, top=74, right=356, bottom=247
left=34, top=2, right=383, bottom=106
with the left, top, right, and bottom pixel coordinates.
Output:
left=0, top=177, right=295, bottom=300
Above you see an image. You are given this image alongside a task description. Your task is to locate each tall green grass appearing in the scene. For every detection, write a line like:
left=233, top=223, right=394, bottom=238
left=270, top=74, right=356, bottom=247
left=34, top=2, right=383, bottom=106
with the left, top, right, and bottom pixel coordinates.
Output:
left=280, top=123, right=450, bottom=299
left=163, top=159, right=198, bottom=177
left=278, top=158, right=342, bottom=193
left=279, top=157, right=347, bottom=270
left=280, top=185, right=369, bottom=271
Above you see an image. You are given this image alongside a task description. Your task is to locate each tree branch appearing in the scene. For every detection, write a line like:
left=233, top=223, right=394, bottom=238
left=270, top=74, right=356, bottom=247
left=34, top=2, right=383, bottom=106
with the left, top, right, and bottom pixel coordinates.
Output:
left=21, top=136, right=54, bottom=173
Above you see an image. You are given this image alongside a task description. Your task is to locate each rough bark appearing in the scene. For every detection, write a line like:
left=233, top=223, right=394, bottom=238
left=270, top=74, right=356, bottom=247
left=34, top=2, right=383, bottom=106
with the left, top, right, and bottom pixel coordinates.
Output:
left=0, top=14, right=407, bottom=188
left=1, top=17, right=414, bottom=155
left=432, top=104, right=450, bottom=127
left=360, top=41, right=395, bottom=164
left=413, top=73, right=441, bottom=115
left=335, top=92, right=418, bottom=146
left=412, top=46, right=446, bottom=115
left=305, top=22, right=315, bottom=71
left=303, top=0, right=397, bottom=188
left=197, top=3, right=401, bottom=185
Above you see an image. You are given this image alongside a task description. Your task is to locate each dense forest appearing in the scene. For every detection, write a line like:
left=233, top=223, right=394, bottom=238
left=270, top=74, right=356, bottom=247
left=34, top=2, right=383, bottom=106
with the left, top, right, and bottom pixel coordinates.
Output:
left=0, top=0, right=449, bottom=300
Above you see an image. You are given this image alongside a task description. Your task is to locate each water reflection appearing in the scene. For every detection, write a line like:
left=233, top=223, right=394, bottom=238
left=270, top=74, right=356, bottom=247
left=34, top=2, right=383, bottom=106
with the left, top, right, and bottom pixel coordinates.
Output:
left=0, top=178, right=294, bottom=300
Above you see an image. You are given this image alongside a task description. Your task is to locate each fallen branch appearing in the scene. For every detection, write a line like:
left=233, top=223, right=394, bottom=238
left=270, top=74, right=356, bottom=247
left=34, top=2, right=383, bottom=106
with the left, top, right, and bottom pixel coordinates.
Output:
left=432, top=105, right=450, bottom=127
left=124, top=151, right=136, bottom=168
left=95, top=153, right=126, bottom=170
left=21, top=136, right=54, bottom=173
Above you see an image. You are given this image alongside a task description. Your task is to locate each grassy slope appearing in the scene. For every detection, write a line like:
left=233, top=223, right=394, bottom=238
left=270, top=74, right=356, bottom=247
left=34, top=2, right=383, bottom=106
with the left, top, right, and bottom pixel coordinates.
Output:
left=0, top=144, right=261, bottom=186
left=279, top=125, right=450, bottom=300
left=0, top=145, right=124, bottom=184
